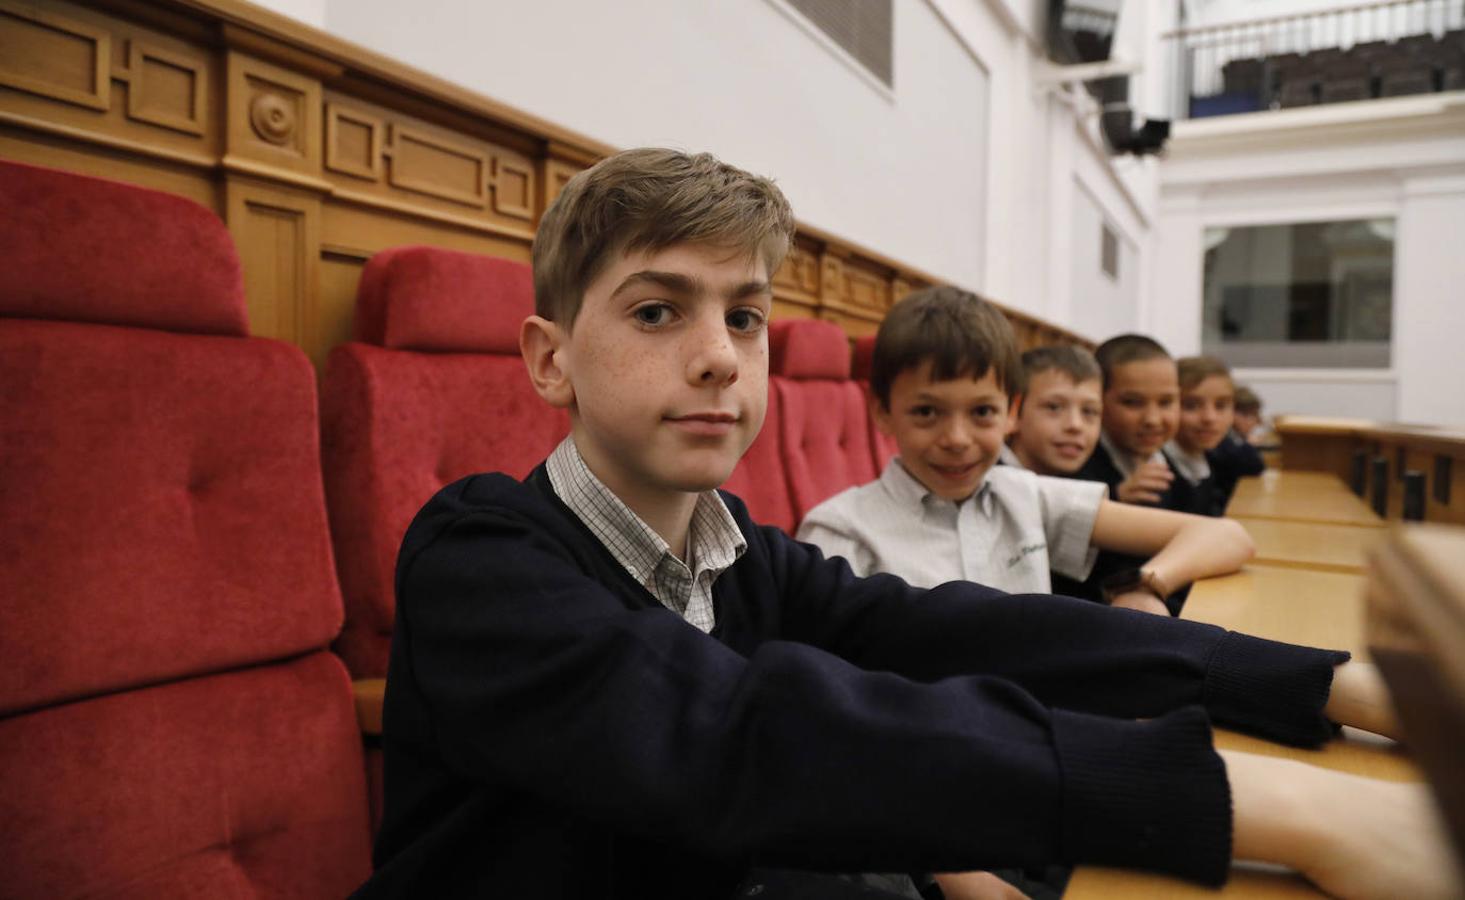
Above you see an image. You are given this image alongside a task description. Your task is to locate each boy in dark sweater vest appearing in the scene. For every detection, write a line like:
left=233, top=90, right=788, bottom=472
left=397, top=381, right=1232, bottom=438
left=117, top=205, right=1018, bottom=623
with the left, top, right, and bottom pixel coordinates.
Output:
left=1167, top=356, right=1266, bottom=517
left=354, top=148, right=1456, bottom=900
left=1073, top=334, right=1194, bottom=512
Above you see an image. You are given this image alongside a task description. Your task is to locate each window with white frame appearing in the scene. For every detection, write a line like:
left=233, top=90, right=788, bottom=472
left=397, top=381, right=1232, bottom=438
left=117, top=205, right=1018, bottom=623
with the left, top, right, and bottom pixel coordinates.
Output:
left=1201, top=219, right=1394, bottom=368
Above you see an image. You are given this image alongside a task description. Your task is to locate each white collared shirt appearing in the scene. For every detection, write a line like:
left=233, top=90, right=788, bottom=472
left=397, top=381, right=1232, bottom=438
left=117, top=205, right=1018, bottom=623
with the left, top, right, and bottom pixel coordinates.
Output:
left=1163, top=440, right=1211, bottom=485
left=796, top=459, right=1106, bottom=593
left=546, top=437, right=745, bottom=633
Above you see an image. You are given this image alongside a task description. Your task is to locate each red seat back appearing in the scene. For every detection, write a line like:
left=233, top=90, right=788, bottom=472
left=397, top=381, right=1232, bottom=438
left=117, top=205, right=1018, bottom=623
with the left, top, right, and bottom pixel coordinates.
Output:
left=722, top=378, right=797, bottom=533
left=770, top=320, right=878, bottom=523
left=0, top=160, right=371, bottom=897
left=321, top=246, right=569, bottom=678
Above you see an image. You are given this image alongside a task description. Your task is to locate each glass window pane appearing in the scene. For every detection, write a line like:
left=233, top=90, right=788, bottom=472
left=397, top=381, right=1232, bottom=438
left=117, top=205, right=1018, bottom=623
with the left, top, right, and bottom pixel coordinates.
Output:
left=1201, top=219, right=1393, bottom=368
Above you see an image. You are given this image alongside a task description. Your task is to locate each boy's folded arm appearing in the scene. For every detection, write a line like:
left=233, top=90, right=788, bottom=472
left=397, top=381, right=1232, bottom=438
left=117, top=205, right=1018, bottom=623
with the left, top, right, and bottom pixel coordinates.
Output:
left=392, top=507, right=1230, bottom=882
left=766, top=531, right=1342, bottom=747
left=1089, top=501, right=1255, bottom=588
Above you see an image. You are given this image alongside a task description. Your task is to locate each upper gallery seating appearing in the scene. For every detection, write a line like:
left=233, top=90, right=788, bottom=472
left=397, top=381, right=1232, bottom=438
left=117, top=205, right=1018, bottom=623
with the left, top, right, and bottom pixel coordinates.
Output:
left=0, top=160, right=372, bottom=897
left=1191, top=28, right=1465, bottom=117
left=320, top=246, right=570, bottom=680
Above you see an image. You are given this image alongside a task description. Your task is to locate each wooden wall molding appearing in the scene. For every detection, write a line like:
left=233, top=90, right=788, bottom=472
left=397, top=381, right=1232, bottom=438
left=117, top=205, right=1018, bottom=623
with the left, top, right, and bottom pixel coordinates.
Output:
left=121, top=38, right=205, bottom=135
left=0, top=1, right=110, bottom=111
left=1, top=0, right=1091, bottom=366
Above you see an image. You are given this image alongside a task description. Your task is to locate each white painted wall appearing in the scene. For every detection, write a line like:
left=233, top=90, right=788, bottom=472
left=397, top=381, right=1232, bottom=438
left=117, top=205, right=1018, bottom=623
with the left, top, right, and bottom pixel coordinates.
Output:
left=1151, top=93, right=1465, bottom=425
left=1069, top=179, right=1140, bottom=338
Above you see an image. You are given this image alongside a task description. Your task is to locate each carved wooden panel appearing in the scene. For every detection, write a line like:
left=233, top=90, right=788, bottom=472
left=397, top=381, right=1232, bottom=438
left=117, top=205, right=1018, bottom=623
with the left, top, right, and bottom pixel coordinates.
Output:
left=226, top=178, right=321, bottom=360
left=773, top=244, right=820, bottom=303
left=324, top=102, right=383, bottom=181
left=843, top=262, right=891, bottom=312
left=385, top=123, right=487, bottom=207
left=122, top=39, right=204, bottom=135
left=227, top=51, right=321, bottom=174
left=0, top=1, right=110, bottom=111
left=492, top=150, right=534, bottom=220
left=543, top=157, right=582, bottom=209
left=891, top=277, right=913, bottom=306
left=819, top=254, right=845, bottom=305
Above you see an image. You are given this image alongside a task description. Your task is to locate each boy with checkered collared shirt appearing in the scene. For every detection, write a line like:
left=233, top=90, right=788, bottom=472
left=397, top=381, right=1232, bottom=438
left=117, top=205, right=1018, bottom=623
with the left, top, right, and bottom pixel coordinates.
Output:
left=354, top=149, right=1456, bottom=900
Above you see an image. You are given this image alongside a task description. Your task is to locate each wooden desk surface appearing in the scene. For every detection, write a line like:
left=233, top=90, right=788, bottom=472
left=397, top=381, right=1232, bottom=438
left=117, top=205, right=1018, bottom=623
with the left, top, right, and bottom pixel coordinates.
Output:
left=1227, top=470, right=1383, bottom=528
left=1185, top=565, right=1369, bottom=656
left=1233, top=518, right=1382, bottom=574
left=1065, top=565, right=1422, bottom=899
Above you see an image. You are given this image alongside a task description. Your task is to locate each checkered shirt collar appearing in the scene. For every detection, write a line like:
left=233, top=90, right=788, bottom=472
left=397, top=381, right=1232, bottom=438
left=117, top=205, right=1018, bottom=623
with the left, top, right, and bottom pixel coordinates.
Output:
left=545, top=436, right=746, bottom=624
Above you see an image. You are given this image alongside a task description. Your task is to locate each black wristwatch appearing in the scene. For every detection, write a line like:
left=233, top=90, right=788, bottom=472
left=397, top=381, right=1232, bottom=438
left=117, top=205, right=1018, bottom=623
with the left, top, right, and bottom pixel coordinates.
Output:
left=1100, top=567, right=1170, bottom=605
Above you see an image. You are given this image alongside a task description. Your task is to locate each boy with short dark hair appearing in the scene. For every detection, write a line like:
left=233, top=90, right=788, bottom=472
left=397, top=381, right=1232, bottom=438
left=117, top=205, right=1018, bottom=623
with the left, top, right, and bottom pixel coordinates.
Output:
left=1073, top=334, right=1195, bottom=511
left=355, top=149, right=1454, bottom=900
left=1169, top=356, right=1265, bottom=516
left=1008, top=345, right=1103, bottom=476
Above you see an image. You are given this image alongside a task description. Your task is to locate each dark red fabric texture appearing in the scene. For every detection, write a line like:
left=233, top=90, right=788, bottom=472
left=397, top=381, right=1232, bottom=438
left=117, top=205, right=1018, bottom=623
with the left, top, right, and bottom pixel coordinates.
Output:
left=722, top=386, right=797, bottom=534
left=851, top=334, right=877, bottom=381
left=770, top=318, right=851, bottom=380
left=0, top=652, right=372, bottom=899
left=0, top=160, right=247, bottom=336
left=352, top=246, right=533, bottom=353
left=321, top=342, right=569, bottom=677
left=0, top=320, right=343, bottom=716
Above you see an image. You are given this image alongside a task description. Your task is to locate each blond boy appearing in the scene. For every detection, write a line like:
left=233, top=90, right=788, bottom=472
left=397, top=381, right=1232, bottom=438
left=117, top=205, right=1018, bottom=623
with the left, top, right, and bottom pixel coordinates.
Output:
left=1009, top=346, right=1103, bottom=476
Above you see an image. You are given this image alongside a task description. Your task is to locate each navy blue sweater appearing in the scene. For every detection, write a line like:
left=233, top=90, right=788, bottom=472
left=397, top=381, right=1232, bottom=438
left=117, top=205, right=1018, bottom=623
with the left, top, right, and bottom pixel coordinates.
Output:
left=354, top=466, right=1346, bottom=899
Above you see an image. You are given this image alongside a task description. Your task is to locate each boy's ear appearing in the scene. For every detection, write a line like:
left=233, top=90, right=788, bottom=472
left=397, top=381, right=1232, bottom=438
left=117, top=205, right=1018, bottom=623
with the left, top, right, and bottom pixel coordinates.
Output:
left=1007, top=393, right=1023, bottom=434
left=520, top=315, right=574, bottom=409
left=867, top=390, right=895, bottom=437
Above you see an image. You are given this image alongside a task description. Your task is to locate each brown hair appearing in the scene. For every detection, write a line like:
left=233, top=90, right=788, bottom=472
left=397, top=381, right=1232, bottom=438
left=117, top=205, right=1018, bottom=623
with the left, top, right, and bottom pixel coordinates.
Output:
left=1093, top=333, right=1172, bottom=389
left=870, top=286, right=1023, bottom=407
left=531, top=148, right=795, bottom=326
left=1020, top=345, right=1101, bottom=394
left=1177, top=355, right=1234, bottom=392
left=1234, top=385, right=1262, bottom=414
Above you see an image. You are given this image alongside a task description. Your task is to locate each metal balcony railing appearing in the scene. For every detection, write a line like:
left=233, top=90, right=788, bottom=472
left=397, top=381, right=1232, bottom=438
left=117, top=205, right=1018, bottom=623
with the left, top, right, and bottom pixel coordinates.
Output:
left=1165, top=0, right=1465, bottom=119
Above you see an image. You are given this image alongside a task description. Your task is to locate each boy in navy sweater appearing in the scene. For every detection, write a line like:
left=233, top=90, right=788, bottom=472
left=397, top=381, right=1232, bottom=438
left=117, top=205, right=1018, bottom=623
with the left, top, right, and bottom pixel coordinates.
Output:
left=1167, top=356, right=1266, bottom=516
left=355, top=148, right=1455, bottom=900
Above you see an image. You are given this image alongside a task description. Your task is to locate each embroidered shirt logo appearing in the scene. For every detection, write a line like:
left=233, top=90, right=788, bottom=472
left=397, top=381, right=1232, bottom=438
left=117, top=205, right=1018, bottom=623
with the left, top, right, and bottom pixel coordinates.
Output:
left=1005, top=543, right=1046, bottom=568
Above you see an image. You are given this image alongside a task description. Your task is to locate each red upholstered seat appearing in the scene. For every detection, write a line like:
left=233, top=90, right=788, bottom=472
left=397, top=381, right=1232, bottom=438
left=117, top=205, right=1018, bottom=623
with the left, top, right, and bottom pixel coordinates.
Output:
left=768, top=320, right=878, bottom=523
left=851, top=334, right=899, bottom=471
left=0, top=160, right=371, bottom=897
left=722, top=377, right=796, bottom=533
left=321, top=246, right=570, bottom=680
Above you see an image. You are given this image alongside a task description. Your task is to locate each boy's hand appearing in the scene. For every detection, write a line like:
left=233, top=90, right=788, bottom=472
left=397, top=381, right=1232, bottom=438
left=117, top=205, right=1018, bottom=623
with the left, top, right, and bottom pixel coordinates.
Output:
left=1324, top=661, right=1401, bottom=740
left=1108, top=591, right=1170, bottom=616
left=1226, top=749, right=1463, bottom=900
left=933, top=871, right=1031, bottom=900
left=1115, top=461, right=1173, bottom=504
